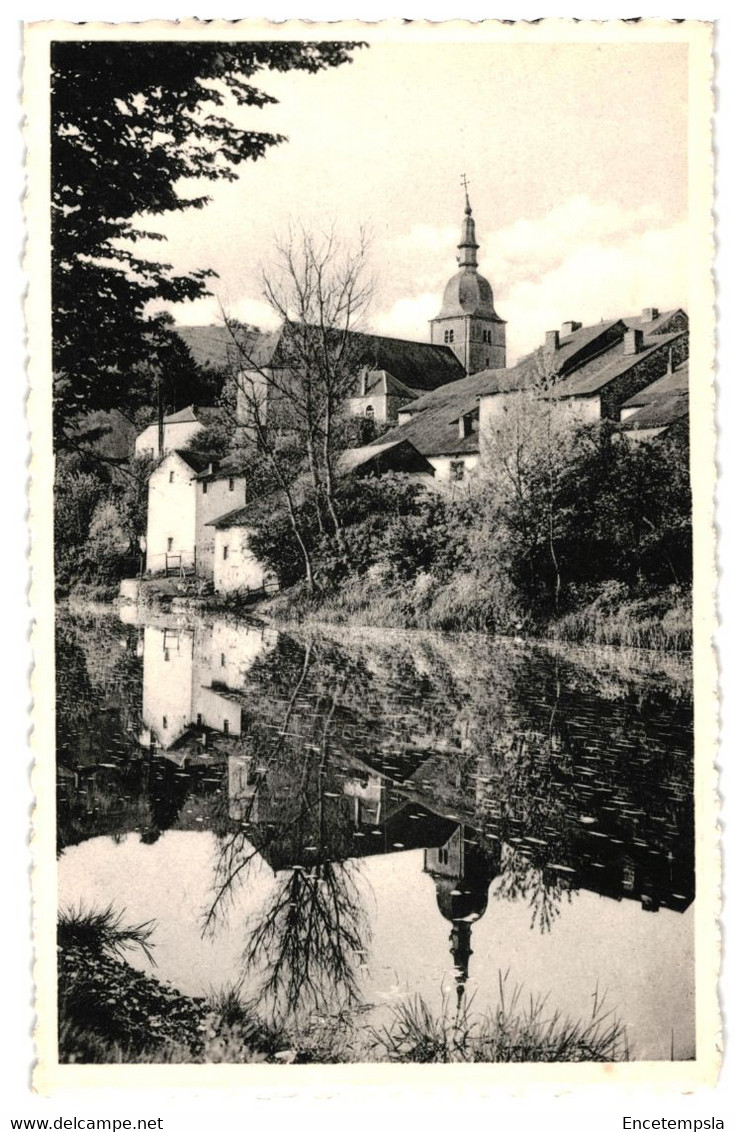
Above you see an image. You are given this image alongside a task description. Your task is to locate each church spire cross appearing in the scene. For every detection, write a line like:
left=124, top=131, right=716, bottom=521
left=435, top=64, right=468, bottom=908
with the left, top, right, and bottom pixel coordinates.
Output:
left=460, top=173, right=472, bottom=215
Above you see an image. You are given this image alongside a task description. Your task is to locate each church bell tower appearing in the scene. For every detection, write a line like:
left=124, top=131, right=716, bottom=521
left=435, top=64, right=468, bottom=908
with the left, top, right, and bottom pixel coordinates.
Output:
left=430, top=180, right=506, bottom=375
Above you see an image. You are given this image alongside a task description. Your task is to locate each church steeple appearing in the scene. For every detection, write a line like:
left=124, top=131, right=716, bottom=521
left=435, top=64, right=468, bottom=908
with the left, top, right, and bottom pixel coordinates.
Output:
left=458, top=178, right=479, bottom=269
left=429, top=179, right=507, bottom=374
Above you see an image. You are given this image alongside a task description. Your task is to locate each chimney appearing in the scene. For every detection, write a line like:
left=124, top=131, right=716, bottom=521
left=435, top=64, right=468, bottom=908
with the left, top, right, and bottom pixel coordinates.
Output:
left=545, top=330, right=560, bottom=353
left=561, top=320, right=582, bottom=337
left=623, top=328, right=644, bottom=356
left=641, top=307, right=659, bottom=322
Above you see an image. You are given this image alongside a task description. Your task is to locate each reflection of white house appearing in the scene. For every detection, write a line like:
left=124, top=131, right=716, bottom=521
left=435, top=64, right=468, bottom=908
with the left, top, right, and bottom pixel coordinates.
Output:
left=145, top=452, right=247, bottom=578
left=135, top=405, right=222, bottom=459
left=140, top=626, right=195, bottom=750
left=140, top=619, right=277, bottom=750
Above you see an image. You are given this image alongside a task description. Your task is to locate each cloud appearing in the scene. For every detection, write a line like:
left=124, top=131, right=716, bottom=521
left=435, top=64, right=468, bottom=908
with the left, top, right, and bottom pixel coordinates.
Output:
left=372, top=293, right=443, bottom=341
left=370, top=197, right=686, bottom=362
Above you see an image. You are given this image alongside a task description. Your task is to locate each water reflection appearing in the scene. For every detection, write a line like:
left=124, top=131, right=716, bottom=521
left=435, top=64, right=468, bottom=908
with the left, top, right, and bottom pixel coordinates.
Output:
left=56, top=609, right=694, bottom=1053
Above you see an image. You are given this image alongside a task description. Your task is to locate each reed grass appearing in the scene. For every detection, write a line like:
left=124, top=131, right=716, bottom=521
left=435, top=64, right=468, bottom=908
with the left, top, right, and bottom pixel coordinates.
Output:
left=371, top=976, right=628, bottom=1063
left=58, top=902, right=156, bottom=964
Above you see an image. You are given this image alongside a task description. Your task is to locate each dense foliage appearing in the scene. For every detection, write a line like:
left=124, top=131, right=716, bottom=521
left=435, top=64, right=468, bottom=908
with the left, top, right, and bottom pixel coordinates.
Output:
left=255, top=423, right=692, bottom=641
left=54, top=451, right=155, bottom=595
left=52, top=40, right=361, bottom=439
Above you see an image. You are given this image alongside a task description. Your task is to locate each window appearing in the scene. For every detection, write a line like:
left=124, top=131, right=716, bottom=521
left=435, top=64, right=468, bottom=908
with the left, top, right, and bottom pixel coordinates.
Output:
left=196, top=713, right=202, bottom=727
left=162, top=715, right=168, bottom=730
left=167, top=538, right=173, bottom=552
left=450, top=459, right=465, bottom=482
left=443, top=328, right=455, bottom=344
left=220, top=653, right=226, bottom=667
left=229, top=478, right=235, bottom=491
left=223, top=719, right=230, bottom=735
left=169, top=471, right=174, bottom=483
left=365, top=405, right=374, bottom=420
left=164, top=649, right=170, bottom=663
left=202, top=481, right=208, bottom=495
left=223, top=545, right=229, bottom=561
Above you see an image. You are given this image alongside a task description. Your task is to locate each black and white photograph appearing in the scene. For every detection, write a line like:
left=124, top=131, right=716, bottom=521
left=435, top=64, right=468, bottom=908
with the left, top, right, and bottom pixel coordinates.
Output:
left=23, top=17, right=718, bottom=1087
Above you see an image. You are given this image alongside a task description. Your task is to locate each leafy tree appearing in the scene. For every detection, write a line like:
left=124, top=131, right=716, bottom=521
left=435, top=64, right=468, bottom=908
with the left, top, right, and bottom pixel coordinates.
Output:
left=52, top=39, right=363, bottom=440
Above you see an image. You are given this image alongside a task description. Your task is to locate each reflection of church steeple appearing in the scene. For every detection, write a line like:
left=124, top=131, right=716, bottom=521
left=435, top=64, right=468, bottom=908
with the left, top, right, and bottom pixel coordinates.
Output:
left=449, top=920, right=473, bottom=1004
left=424, top=824, right=500, bottom=1006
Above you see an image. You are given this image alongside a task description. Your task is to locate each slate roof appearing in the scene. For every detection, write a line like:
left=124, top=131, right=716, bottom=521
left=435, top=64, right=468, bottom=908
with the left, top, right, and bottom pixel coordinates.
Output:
left=622, top=362, right=689, bottom=408
left=207, top=504, right=252, bottom=530
left=193, top=453, right=250, bottom=482
left=372, top=369, right=504, bottom=458
left=623, top=309, right=687, bottom=335
left=337, top=438, right=428, bottom=474
left=355, top=369, right=419, bottom=400
left=378, top=312, right=688, bottom=460
left=618, top=393, right=689, bottom=431
left=163, top=404, right=224, bottom=426
left=175, top=323, right=465, bottom=393
left=170, top=449, right=214, bottom=474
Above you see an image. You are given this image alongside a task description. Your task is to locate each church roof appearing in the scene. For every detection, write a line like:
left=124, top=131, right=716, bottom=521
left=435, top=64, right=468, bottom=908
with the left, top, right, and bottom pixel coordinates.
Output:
left=434, top=268, right=503, bottom=322
left=432, top=191, right=504, bottom=324
left=175, top=323, right=464, bottom=393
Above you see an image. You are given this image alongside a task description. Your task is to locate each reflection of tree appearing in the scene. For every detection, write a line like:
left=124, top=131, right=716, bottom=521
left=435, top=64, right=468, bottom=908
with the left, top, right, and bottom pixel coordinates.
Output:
left=204, top=642, right=315, bottom=927
left=494, top=848, right=570, bottom=934
left=243, top=860, right=366, bottom=1025
left=203, top=639, right=372, bottom=1026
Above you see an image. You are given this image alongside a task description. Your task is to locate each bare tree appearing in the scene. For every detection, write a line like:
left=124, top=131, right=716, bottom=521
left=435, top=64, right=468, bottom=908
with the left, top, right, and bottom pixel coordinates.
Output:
left=479, top=347, right=579, bottom=611
left=221, top=224, right=374, bottom=588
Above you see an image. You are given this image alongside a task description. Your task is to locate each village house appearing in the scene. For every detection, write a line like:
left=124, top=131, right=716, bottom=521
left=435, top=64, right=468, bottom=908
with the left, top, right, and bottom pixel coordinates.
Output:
left=478, top=307, right=688, bottom=435
left=368, top=369, right=502, bottom=483
left=145, top=449, right=247, bottom=578
left=618, top=359, right=689, bottom=442
left=134, top=404, right=224, bottom=458
left=205, top=437, right=432, bottom=596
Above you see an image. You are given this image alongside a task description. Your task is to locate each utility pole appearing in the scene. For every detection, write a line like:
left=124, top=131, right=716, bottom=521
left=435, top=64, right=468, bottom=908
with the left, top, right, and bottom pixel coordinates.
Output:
left=155, top=365, right=164, bottom=458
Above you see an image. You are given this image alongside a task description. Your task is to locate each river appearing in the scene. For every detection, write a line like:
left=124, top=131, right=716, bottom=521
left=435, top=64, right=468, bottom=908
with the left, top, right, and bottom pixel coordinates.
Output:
left=55, top=605, right=695, bottom=1061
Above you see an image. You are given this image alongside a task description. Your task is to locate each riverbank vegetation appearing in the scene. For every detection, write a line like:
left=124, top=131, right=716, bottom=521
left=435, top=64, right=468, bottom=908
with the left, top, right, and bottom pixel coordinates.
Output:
left=58, top=905, right=629, bottom=1065
left=252, top=422, right=691, bottom=651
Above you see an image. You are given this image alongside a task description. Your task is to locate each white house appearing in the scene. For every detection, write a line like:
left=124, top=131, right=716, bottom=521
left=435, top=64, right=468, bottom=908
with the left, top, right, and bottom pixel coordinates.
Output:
left=135, top=405, right=222, bottom=459
left=145, top=450, right=207, bottom=575
left=145, top=450, right=247, bottom=579
left=207, top=509, right=272, bottom=595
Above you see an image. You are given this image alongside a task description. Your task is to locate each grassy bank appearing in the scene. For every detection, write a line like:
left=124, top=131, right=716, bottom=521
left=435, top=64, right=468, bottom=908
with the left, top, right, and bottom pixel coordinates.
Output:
left=58, top=905, right=630, bottom=1065
left=260, top=575, right=692, bottom=653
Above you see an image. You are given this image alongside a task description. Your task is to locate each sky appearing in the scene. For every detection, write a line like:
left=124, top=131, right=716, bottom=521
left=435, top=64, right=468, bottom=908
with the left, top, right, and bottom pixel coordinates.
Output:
left=137, top=38, right=690, bottom=363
